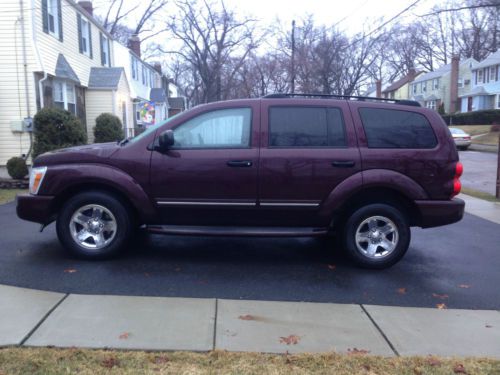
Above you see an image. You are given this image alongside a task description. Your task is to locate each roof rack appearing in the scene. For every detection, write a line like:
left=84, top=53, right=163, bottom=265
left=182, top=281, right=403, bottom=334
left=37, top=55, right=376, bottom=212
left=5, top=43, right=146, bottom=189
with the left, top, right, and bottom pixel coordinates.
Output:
left=263, top=93, right=421, bottom=107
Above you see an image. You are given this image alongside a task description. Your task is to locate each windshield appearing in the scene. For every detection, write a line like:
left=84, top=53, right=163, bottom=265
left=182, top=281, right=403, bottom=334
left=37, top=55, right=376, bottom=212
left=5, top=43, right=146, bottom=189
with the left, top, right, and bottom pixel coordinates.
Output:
left=449, top=128, right=466, bottom=135
left=128, top=113, right=181, bottom=144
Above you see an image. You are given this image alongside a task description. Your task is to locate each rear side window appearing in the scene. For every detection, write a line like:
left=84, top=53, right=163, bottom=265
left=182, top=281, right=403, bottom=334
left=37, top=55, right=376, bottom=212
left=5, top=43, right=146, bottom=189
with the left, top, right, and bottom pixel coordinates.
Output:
left=359, top=108, right=437, bottom=149
left=269, top=106, right=346, bottom=147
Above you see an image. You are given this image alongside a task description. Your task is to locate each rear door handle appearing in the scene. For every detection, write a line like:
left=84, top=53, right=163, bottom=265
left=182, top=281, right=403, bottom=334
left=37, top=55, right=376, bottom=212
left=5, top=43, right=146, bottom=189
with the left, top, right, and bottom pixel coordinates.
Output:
left=227, top=160, right=253, bottom=167
left=332, top=160, right=355, bottom=168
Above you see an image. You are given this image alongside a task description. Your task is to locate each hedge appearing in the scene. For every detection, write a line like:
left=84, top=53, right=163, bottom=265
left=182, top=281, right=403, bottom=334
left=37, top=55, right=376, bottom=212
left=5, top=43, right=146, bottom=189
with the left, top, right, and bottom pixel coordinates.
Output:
left=33, top=108, right=87, bottom=158
left=442, top=109, right=500, bottom=125
left=6, top=157, right=28, bottom=179
left=93, top=113, right=124, bottom=143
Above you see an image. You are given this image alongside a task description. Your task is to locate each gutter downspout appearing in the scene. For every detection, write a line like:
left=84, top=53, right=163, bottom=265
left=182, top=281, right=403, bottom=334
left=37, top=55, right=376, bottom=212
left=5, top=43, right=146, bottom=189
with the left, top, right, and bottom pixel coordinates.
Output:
left=32, top=0, right=48, bottom=108
left=19, top=0, right=31, bottom=117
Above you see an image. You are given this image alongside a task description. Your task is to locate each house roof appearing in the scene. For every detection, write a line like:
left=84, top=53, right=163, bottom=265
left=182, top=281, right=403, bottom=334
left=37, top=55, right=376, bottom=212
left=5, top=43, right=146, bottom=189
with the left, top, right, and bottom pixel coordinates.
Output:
left=55, top=54, right=80, bottom=84
left=459, top=86, right=495, bottom=97
left=88, top=67, right=125, bottom=89
left=382, top=71, right=423, bottom=93
left=474, top=50, right=500, bottom=69
left=413, top=58, right=478, bottom=83
left=150, top=88, right=167, bottom=103
left=168, top=97, right=186, bottom=109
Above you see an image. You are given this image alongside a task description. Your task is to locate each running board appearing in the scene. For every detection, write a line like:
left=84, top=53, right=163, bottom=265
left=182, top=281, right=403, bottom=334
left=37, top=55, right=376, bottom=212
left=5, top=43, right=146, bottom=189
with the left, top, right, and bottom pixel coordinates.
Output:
left=146, top=225, right=329, bottom=237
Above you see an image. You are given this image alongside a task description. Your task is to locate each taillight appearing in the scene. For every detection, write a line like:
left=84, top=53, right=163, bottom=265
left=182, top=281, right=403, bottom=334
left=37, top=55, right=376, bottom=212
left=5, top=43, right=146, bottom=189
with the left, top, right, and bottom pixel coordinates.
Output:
left=455, top=162, right=463, bottom=178
left=451, top=162, right=463, bottom=198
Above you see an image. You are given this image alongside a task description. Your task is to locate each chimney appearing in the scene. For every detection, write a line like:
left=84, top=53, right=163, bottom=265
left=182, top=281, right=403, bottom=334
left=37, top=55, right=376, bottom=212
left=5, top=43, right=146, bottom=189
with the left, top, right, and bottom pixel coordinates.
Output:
left=128, top=34, right=141, bottom=58
left=450, top=55, right=460, bottom=113
left=78, top=1, right=93, bottom=16
left=375, top=79, right=382, bottom=98
left=408, top=68, right=416, bottom=81
left=153, top=62, right=162, bottom=75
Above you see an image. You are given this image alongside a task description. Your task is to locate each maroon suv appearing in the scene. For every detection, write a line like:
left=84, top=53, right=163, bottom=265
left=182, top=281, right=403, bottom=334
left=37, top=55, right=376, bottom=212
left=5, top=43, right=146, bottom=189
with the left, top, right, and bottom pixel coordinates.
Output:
left=17, top=94, right=465, bottom=268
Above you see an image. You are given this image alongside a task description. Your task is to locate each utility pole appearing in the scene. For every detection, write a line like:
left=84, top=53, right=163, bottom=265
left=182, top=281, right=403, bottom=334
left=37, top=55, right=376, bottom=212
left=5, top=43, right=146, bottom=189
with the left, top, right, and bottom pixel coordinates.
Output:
left=291, top=20, right=296, bottom=94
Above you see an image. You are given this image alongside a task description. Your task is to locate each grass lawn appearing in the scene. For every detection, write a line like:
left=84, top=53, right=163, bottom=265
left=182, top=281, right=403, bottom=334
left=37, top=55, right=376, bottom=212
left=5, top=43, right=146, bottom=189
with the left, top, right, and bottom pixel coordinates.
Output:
left=462, top=187, right=500, bottom=203
left=0, top=348, right=499, bottom=375
left=0, top=189, right=26, bottom=205
left=472, top=132, right=500, bottom=146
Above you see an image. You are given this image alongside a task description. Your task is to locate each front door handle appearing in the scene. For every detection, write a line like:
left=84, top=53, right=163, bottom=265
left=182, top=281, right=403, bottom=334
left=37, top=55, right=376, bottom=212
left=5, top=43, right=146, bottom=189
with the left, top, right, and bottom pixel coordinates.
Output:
left=227, top=160, right=253, bottom=167
left=332, top=160, right=355, bottom=168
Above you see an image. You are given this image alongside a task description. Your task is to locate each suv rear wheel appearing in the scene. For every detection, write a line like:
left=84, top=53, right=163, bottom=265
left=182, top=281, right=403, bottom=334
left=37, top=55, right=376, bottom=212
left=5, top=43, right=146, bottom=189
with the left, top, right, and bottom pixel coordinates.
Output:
left=343, top=204, right=410, bottom=269
left=56, top=191, right=132, bottom=259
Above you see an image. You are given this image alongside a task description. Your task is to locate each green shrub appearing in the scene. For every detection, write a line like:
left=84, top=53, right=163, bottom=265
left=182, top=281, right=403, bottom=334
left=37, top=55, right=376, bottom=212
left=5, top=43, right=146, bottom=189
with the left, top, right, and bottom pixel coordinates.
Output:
left=93, top=113, right=123, bottom=143
left=6, top=157, right=28, bottom=179
left=442, top=109, right=500, bottom=125
left=33, top=107, right=87, bottom=158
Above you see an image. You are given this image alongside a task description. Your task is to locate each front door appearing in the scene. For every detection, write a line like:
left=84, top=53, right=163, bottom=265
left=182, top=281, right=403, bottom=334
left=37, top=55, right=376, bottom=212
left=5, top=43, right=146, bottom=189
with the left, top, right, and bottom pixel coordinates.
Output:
left=258, top=100, right=361, bottom=227
left=150, top=103, right=260, bottom=226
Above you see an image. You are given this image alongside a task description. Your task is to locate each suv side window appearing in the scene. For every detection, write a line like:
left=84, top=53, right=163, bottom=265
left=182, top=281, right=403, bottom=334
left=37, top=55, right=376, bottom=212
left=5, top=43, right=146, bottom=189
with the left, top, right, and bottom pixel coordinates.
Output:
left=359, top=108, right=437, bottom=149
left=173, top=108, right=252, bottom=148
left=269, top=106, right=346, bottom=147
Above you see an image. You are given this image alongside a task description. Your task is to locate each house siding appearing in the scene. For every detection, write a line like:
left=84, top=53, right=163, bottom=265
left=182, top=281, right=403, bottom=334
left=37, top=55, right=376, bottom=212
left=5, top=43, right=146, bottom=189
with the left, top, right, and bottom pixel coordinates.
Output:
left=85, top=90, right=113, bottom=143
left=114, top=75, right=134, bottom=137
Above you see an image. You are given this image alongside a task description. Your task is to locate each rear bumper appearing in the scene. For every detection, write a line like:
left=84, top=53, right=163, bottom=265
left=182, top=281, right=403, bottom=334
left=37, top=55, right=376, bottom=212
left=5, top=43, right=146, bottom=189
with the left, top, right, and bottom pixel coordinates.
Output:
left=16, top=194, right=56, bottom=225
left=415, top=198, right=465, bottom=228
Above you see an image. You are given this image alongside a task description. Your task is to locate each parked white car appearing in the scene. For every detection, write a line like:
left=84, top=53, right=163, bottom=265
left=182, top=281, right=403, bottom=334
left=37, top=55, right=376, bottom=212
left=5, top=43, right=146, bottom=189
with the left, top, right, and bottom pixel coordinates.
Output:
left=449, top=128, right=472, bottom=150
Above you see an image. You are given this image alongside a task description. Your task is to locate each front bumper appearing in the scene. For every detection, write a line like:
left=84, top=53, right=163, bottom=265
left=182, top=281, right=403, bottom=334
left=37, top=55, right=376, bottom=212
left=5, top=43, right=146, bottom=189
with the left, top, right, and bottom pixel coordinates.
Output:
left=16, top=194, right=56, bottom=225
left=415, top=198, right=465, bottom=228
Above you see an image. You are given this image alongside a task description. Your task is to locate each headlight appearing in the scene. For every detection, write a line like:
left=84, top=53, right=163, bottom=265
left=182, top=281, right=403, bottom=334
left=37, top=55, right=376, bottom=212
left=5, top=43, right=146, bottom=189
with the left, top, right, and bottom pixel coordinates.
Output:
left=29, top=166, right=47, bottom=195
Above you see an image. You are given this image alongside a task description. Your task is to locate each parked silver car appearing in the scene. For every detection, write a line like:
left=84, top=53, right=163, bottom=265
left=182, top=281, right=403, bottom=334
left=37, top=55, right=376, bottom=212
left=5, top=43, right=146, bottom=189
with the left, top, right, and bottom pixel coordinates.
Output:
left=449, top=128, right=471, bottom=150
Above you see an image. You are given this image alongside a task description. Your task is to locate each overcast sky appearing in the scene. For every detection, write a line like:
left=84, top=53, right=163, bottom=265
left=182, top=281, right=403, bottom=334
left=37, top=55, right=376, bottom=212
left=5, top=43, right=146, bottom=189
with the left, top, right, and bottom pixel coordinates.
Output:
left=93, top=0, right=437, bottom=36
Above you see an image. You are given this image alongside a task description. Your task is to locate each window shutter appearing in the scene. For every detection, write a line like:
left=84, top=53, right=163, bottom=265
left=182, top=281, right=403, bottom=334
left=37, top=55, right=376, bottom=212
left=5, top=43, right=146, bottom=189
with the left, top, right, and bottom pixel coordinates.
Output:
left=89, top=24, right=93, bottom=59
left=107, top=36, right=111, bottom=66
left=57, top=0, right=63, bottom=41
left=77, top=14, right=83, bottom=53
left=42, top=0, right=48, bottom=33
left=100, top=33, right=105, bottom=66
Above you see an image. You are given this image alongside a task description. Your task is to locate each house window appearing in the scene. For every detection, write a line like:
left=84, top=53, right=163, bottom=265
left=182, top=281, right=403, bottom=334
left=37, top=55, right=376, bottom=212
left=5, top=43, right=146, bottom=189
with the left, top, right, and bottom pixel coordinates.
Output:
left=426, top=100, right=436, bottom=110
left=433, top=79, right=439, bottom=89
left=490, top=66, right=497, bottom=82
left=458, top=78, right=463, bottom=88
left=78, top=15, right=92, bottom=58
left=100, top=33, right=110, bottom=67
left=412, top=84, right=416, bottom=94
left=131, top=57, right=138, bottom=80
left=142, top=65, right=147, bottom=85
left=53, top=80, right=76, bottom=114
left=478, top=69, right=483, bottom=84
left=422, top=82, right=427, bottom=92
left=47, top=0, right=59, bottom=37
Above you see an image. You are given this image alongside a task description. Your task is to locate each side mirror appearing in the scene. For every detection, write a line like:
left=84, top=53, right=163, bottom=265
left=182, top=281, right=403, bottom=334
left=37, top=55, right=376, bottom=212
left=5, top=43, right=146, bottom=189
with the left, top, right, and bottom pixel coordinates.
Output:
left=158, top=130, right=175, bottom=150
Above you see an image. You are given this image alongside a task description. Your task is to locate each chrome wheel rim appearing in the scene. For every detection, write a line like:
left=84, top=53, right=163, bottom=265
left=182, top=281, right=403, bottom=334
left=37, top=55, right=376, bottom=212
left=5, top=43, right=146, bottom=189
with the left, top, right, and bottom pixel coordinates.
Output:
left=69, top=204, right=117, bottom=250
left=355, top=215, right=398, bottom=259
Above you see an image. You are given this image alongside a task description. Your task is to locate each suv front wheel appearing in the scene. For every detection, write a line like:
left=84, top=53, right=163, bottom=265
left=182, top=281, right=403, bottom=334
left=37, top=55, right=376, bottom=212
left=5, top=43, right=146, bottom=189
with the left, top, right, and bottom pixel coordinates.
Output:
left=56, top=191, right=132, bottom=259
left=343, top=204, right=410, bottom=269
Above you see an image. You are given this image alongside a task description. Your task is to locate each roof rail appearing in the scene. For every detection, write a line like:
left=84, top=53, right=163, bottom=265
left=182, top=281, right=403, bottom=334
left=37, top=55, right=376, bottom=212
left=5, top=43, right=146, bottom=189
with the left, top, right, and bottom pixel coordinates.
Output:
left=263, top=93, right=421, bottom=107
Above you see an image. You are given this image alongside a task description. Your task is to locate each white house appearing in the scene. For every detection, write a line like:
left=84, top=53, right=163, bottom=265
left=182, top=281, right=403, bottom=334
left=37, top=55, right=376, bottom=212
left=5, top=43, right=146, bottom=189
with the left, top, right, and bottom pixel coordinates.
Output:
left=460, top=50, right=500, bottom=112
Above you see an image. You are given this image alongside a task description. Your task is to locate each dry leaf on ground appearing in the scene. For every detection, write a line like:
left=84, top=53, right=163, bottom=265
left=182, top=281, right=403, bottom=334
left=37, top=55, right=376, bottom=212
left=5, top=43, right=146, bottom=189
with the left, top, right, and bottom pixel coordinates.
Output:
left=63, top=269, right=77, bottom=273
left=436, top=303, right=447, bottom=309
left=426, top=356, right=442, bottom=366
left=238, top=315, right=255, bottom=321
left=118, top=332, right=130, bottom=340
left=327, top=264, right=336, bottom=270
left=397, top=288, right=406, bottom=294
left=279, top=335, right=301, bottom=345
left=101, top=356, right=119, bottom=369
left=453, top=363, right=467, bottom=373
left=347, top=348, right=371, bottom=355
left=458, top=284, right=470, bottom=289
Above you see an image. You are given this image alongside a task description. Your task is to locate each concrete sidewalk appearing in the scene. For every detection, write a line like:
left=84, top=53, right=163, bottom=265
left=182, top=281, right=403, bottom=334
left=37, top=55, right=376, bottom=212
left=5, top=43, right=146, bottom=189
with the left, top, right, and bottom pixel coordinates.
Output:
left=459, top=193, right=500, bottom=225
left=1, top=284, right=500, bottom=358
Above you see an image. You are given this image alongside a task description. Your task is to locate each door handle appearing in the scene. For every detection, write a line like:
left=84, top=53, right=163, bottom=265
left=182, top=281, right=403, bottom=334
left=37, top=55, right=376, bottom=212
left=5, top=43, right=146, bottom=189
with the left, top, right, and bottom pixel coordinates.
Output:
left=332, top=160, right=355, bottom=168
left=227, top=160, right=253, bottom=167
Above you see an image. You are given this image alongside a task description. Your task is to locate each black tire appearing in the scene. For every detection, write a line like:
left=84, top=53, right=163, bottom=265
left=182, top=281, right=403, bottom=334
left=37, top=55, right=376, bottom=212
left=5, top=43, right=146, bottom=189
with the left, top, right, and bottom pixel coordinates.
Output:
left=343, top=204, right=410, bottom=269
left=56, top=191, right=132, bottom=259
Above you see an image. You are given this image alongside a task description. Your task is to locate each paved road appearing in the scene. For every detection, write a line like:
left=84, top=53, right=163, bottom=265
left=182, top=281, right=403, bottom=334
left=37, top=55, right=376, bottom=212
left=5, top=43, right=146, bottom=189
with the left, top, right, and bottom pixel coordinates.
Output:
left=459, top=150, right=498, bottom=195
left=1, top=201, right=499, bottom=310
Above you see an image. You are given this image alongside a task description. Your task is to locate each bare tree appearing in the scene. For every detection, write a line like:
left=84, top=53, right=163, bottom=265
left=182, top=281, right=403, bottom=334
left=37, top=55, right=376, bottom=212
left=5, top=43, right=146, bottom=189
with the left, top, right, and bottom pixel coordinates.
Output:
left=160, top=0, right=260, bottom=103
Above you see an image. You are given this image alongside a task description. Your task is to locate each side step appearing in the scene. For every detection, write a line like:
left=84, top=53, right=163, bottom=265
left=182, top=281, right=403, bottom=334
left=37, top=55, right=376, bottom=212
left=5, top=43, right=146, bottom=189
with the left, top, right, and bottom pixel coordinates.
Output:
left=145, top=225, right=329, bottom=237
